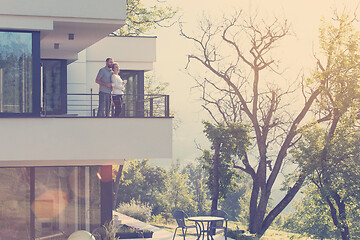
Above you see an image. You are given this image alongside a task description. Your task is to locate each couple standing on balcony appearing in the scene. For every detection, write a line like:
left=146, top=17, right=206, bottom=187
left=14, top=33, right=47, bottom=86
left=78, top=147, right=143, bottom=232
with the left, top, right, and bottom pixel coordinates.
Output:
left=95, top=57, right=127, bottom=117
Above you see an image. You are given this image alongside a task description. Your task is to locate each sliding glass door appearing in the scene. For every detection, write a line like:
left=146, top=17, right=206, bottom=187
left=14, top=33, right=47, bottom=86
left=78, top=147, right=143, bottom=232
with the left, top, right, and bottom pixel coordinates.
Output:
left=41, top=59, right=67, bottom=115
left=120, top=70, right=144, bottom=117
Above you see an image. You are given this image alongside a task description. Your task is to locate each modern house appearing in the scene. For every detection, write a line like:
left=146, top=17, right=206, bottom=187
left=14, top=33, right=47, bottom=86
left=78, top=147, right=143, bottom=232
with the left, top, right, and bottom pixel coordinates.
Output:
left=0, top=1, right=172, bottom=239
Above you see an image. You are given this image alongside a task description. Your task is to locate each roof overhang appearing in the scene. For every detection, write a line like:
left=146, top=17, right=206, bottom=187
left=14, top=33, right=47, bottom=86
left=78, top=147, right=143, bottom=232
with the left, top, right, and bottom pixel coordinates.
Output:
left=0, top=0, right=126, bottom=62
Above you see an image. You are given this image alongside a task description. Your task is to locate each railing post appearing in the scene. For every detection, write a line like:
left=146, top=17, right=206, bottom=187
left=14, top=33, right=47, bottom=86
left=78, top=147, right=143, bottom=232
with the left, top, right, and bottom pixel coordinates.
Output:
left=150, top=98, right=153, bottom=117
left=90, top=88, right=93, bottom=117
left=165, top=95, right=170, bottom=118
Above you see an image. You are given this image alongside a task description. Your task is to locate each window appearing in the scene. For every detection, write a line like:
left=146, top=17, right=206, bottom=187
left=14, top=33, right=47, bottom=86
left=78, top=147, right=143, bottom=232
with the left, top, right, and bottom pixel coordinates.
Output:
left=0, top=168, right=30, bottom=240
left=0, top=166, right=101, bottom=239
left=42, top=60, right=67, bottom=115
left=120, top=70, right=144, bottom=117
left=0, top=31, right=40, bottom=116
left=33, top=167, right=101, bottom=238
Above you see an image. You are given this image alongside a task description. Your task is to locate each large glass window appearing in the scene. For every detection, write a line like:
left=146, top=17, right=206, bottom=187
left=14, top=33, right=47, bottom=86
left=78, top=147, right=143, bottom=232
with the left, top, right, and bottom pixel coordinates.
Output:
left=33, top=167, right=101, bottom=239
left=0, top=168, right=30, bottom=240
left=0, top=31, right=33, bottom=113
left=0, top=166, right=101, bottom=240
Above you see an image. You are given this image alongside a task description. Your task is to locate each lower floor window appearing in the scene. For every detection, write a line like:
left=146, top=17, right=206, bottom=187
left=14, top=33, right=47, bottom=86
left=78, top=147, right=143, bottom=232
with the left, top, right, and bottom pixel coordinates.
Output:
left=0, top=166, right=101, bottom=240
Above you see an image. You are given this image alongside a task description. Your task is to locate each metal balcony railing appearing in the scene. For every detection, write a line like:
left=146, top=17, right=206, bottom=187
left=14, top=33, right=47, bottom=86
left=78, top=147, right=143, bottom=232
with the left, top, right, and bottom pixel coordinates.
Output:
left=42, top=92, right=170, bottom=118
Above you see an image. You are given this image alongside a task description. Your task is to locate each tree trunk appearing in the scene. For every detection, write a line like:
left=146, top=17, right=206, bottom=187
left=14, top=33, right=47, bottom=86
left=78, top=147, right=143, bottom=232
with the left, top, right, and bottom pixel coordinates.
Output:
left=249, top=182, right=269, bottom=234
left=248, top=178, right=260, bottom=233
left=320, top=114, right=350, bottom=239
left=338, top=205, right=350, bottom=240
left=249, top=142, right=268, bottom=234
left=211, top=142, right=221, bottom=212
left=333, top=193, right=350, bottom=240
left=259, top=172, right=307, bottom=236
left=324, top=193, right=349, bottom=240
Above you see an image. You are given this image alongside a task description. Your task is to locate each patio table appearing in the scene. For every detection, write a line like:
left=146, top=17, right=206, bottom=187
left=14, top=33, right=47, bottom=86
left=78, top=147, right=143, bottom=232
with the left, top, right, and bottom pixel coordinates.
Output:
left=188, top=216, right=224, bottom=240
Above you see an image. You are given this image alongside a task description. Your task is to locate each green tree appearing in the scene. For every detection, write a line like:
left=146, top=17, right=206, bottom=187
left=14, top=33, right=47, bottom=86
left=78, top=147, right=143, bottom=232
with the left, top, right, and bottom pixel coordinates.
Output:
left=160, top=162, right=197, bottom=215
left=290, top=117, right=360, bottom=239
left=283, top=186, right=340, bottom=239
left=182, top=158, right=252, bottom=223
left=283, top=184, right=360, bottom=239
left=288, top=12, right=360, bottom=240
left=114, top=0, right=178, bottom=36
left=219, top=173, right=252, bottom=224
left=202, top=121, right=250, bottom=212
left=116, top=159, right=168, bottom=214
left=182, top=162, right=210, bottom=215
left=144, top=74, right=170, bottom=95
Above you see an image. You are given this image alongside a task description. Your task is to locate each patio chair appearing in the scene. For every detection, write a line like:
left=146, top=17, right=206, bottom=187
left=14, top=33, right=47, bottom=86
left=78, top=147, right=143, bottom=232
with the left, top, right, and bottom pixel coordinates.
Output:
left=210, top=209, right=228, bottom=240
left=172, top=210, right=198, bottom=240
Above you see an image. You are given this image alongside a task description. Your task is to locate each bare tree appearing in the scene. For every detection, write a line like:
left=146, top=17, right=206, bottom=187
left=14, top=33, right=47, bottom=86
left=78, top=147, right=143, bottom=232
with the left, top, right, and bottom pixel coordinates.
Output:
left=181, top=11, right=329, bottom=236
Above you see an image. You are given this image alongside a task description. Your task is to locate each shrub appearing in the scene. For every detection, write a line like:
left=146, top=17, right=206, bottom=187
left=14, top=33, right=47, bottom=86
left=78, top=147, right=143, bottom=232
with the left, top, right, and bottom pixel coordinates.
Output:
left=151, top=214, right=164, bottom=224
left=227, top=229, right=256, bottom=240
left=151, top=212, right=173, bottom=224
left=116, top=199, right=152, bottom=222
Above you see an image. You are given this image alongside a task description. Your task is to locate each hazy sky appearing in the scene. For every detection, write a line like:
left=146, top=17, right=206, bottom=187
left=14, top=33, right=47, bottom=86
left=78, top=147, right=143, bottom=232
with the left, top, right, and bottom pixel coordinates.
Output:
left=148, top=0, right=360, bottom=167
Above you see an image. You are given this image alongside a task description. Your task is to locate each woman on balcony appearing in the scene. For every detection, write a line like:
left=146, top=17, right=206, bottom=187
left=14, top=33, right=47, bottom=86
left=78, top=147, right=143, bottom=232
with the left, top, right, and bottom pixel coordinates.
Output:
left=111, top=62, right=126, bottom=117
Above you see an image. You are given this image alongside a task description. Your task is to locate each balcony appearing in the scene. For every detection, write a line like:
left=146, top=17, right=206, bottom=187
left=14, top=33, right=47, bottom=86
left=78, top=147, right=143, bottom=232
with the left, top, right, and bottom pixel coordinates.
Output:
left=48, top=92, right=170, bottom=118
left=0, top=93, right=172, bottom=167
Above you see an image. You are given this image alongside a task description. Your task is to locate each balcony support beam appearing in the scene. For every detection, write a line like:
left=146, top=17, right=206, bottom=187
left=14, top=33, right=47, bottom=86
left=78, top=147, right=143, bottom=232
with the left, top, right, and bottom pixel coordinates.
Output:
left=100, top=165, right=113, bottom=225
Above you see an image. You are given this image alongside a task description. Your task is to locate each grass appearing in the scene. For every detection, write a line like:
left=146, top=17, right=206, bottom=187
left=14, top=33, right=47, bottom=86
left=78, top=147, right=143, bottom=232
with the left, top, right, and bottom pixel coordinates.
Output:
left=258, top=228, right=312, bottom=240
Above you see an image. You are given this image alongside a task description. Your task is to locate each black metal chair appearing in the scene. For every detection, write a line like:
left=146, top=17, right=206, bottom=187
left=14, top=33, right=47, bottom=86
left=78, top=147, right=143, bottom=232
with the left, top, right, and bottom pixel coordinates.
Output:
left=210, top=209, right=228, bottom=240
left=172, top=210, right=198, bottom=240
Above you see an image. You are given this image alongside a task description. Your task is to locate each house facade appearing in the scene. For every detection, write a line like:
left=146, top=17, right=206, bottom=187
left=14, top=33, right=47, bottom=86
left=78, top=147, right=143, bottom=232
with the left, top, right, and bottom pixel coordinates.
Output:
left=0, top=1, right=172, bottom=239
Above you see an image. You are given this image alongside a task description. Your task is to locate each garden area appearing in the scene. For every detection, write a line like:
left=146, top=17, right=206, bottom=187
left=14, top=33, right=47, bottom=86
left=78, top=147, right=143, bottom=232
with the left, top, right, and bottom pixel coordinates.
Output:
left=110, top=160, right=319, bottom=240
left=112, top=206, right=312, bottom=240
left=108, top=4, right=360, bottom=239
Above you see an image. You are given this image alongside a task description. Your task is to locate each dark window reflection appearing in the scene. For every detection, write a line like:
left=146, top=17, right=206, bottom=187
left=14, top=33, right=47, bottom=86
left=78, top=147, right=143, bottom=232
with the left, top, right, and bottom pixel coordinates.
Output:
left=0, top=168, right=30, bottom=240
left=0, top=31, right=33, bottom=113
left=120, top=70, right=144, bottom=117
left=0, top=166, right=101, bottom=240
left=42, top=60, right=67, bottom=115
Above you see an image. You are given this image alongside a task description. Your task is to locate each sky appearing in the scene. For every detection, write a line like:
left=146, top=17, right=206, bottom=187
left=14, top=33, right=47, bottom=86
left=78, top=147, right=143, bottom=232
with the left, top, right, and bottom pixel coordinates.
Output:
left=147, top=0, right=360, bottom=167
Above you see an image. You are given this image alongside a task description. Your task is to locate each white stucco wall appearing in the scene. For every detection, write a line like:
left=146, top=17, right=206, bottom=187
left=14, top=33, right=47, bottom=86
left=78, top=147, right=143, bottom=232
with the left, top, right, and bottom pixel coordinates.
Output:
left=0, top=118, right=172, bottom=167
left=67, top=51, right=88, bottom=94
left=0, top=0, right=126, bottom=21
left=67, top=36, right=157, bottom=96
left=86, top=36, right=157, bottom=71
left=0, top=15, right=54, bottom=31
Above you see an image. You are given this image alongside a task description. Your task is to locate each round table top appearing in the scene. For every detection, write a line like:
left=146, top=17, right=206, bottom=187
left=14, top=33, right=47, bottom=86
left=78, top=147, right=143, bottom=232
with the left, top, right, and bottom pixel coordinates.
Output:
left=188, top=216, right=224, bottom=222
